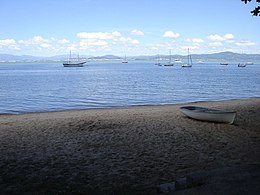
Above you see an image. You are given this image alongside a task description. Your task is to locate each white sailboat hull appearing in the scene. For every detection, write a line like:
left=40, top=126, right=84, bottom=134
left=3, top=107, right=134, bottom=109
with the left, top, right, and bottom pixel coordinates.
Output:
left=182, top=64, right=192, bottom=67
left=180, top=106, right=236, bottom=124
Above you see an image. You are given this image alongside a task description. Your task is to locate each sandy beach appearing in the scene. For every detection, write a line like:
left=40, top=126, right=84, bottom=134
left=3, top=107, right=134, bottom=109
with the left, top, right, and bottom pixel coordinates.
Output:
left=0, top=98, right=260, bottom=194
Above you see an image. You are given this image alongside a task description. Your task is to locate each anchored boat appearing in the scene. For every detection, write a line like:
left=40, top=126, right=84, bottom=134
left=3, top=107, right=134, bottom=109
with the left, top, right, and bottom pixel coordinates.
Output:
left=238, top=63, right=246, bottom=67
left=180, top=106, right=236, bottom=124
left=164, top=49, right=174, bottom=66
left=182, top=48, right=192, bottom=68
left=122, top=54, right=128, bottom=63
left=63, top=51, right=87, bottom=67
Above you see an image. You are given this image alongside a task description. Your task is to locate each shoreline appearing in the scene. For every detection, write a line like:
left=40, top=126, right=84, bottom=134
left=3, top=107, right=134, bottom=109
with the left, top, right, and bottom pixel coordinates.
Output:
left=0, top=98, right=260, bottom=194
left=1, top=97, right=259, bottom=116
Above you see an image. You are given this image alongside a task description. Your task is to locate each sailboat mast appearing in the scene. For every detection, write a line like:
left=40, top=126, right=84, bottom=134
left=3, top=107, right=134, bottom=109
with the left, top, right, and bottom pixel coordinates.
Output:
left=187, top=48, right=192, bottom=64
left=69, top=50, right=71, bottom=63
left=181, top=48, right=192, bottom=67
left=189, top=48, right=193, bottom=64
left=169, top=49, right=171, bottom=63
left=170, top=49, right=171, bottom=62
left=187, top=48, right=189, bottom=64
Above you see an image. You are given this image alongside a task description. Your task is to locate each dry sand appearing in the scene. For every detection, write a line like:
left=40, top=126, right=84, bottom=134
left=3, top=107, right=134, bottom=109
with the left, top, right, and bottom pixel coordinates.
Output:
left=0, top=98, right=259, bottom=194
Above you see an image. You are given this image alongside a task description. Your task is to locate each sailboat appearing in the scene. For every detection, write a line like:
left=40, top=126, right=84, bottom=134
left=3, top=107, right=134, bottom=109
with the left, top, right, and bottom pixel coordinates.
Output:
left=182, top=48, right=192, bottom=68
left=238, top=51, right=247, bottom=67
left=164, top=49, right=174, bottom=66
left=155, top=54, right=162, bottom=66
left=63, top=51, right=87, bottom=67
left=238, top=63, right=246, bottom=67
left=122, top=54, right=128, bottom=63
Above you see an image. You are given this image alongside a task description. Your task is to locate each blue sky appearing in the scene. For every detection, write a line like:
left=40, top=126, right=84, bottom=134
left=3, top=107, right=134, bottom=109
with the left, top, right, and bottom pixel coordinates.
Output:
left=0, top=0, right=259, bottom=56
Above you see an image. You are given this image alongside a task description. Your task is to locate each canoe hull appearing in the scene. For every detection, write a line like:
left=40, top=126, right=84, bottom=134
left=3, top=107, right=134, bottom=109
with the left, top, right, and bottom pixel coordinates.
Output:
left=180, top=106, right=236, bottom=124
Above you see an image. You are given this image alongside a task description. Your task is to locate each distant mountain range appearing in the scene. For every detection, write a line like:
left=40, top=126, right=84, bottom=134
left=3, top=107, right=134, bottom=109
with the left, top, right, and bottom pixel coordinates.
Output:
left=0, top=51, right=260, bottom=63
left=0, top=54, right=121, bottom=62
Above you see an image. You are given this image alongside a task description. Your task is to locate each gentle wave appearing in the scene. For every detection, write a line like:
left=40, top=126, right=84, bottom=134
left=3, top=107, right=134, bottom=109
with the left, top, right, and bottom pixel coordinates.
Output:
left=0, top=62, right=259, bottom=114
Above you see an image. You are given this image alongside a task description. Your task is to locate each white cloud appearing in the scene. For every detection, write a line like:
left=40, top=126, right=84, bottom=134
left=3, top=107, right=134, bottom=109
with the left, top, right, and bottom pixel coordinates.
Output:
left=131, top=29, right=144, bottom=36
left=82, top=39, right=108, bottom=46
left=77, top=31, right=122, bottom=40
left=235, top=40, right=255, bottom=46
left=224, top=34, right=234, bottom=40
left=0, top=39, right=16, bottom=46
left=207, top=33, right=234, bottom=41
left=0, top=39, right=20, bottom=51
left=13, top=36, right=72, bottom=55
left=118, top=37, right=127, bottom=42
left=192, top=38, right=204, bottom=43
left=131, top=39, right=140, bottom=45
left=91, top=40, right=108, bottom=46
left=77, top=31, right=140, bottom=48
left=40, top=43, right=51, bottom=48
left=163, top=31, right=180, bottom=38
left=11, top=32, right=140, bottom=55
left=18, top=36, right=49, bottom=45
left=67, top=46, right=77, bottom=52
left=181, top=45, right=199, bottom=50
left=113, top=36, right=140, bottom=45
left=58, top=38, right=70, bottom=44
left=209, top=42, right=223, bottom=47
left=207, top=34, right=223, bottom=41
left=2, top=31, right=258, bottom=56
left=31, top=36, right=49, bottom=44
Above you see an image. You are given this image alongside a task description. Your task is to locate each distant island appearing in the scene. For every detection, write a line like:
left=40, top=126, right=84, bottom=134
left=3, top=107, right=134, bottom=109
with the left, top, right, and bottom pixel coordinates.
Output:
left=0, top=51, right=260, bottom=64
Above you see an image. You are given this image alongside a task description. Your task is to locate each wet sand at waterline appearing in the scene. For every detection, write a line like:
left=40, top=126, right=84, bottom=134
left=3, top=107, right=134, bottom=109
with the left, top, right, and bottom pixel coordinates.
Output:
left=0, top=98, right=259, bottom=194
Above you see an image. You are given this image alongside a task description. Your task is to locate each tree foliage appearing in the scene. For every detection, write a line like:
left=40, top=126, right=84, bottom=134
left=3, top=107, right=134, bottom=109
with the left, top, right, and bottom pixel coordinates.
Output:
left=241, top=0, right=260, bottom=16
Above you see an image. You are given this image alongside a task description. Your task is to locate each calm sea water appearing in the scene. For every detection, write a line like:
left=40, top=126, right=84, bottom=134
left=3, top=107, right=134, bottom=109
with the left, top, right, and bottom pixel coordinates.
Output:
left=0, top=61, right=259, bottom=114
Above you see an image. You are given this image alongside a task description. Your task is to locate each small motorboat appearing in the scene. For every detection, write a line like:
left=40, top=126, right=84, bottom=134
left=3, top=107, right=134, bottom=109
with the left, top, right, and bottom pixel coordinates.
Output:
left=180, top=106, right=236, bottom=124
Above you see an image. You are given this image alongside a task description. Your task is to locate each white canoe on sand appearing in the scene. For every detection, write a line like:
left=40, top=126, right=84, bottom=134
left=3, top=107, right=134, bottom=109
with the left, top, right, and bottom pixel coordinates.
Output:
left=180, top=106, right=236, bottom=124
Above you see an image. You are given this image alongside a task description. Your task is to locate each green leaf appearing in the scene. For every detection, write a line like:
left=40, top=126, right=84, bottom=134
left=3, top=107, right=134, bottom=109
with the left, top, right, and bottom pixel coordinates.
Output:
left=251, top=6, right=260, bottom=16
left=241, top=0, right=252, bottom=4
